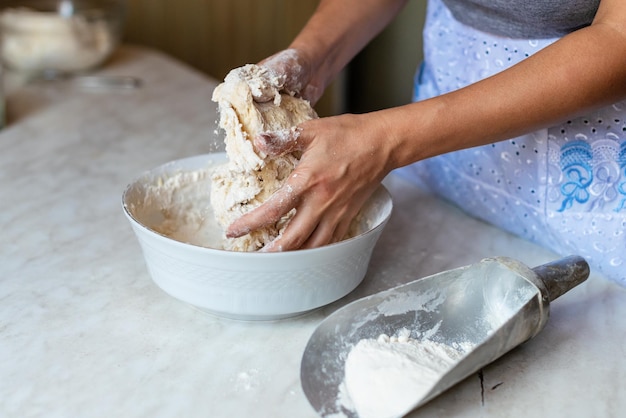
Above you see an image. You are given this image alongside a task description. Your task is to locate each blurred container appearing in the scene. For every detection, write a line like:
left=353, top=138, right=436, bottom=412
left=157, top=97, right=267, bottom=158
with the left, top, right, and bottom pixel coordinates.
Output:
left=0, top=62, right=4, bottom=128
left=0, top=0, right=125, bottom=75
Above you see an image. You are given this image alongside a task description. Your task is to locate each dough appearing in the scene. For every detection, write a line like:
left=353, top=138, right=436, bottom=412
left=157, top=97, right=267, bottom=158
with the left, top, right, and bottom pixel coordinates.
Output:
left=211, top=64, right=318, bottom=251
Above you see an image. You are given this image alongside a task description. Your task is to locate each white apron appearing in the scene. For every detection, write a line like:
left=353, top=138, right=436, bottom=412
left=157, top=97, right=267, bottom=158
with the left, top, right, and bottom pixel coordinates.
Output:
left=395, top=0, right=626, bottom=285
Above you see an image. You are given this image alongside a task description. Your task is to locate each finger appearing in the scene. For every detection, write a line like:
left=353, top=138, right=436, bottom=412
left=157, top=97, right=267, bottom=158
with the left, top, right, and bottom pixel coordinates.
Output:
left=260, top=48, right=298, bottom=69
left=301, top=191, right=372, bottom=249
left=300, top=206, right=356, bottom=249
left=265, top=204, right=353, bottom=252
left=254, top=127, right=307, bottom=157
left=229, top=65, right=283, bottom=103
left=331, top=216, right=357, bottom=245
left=300, top=220, right=336, bottom=250
left=261, top=189, right=360, bottom=252
left=302, top=83, right=323, bottom=106
left=260, top=202, right=321, bottom=252
left=226, top=182, right=299, bottom=238
left=261, top=49, right=305, bottom=94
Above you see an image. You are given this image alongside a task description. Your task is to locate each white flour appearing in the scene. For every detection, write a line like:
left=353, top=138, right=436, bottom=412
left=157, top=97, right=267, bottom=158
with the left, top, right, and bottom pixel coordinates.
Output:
left=344, top=328, right=467, bottom=418
left=133, top=167, right=224, bottom=249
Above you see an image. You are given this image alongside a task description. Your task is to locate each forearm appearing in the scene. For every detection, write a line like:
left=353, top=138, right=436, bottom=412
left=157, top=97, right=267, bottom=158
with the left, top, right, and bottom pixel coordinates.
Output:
left=383, top=1, right=626, bottom=169
left=289, top=0, right=408, bottom=91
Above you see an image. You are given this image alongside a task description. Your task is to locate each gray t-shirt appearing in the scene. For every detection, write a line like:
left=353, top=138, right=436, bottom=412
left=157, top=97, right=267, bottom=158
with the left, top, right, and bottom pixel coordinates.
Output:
left=441, top=0, right=600, bottom=38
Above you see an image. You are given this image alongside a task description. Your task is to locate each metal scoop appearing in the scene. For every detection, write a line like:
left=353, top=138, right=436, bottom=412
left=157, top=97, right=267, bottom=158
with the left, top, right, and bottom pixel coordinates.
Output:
left=301, top=255, right=589, bottom=418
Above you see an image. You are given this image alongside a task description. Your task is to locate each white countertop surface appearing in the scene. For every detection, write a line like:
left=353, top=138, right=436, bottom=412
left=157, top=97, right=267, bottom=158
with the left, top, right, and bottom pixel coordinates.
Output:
left=1, top=45, right=625, bottom=418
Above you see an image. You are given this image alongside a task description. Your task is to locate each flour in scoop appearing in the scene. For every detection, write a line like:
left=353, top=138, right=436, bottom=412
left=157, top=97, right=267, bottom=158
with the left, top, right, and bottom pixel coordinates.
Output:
left=344, top=328, right=467, bottom=418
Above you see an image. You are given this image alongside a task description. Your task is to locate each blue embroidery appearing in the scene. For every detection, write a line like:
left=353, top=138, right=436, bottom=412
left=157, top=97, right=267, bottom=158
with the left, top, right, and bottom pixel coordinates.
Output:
left=558, top=141, right=593, bottom=212
left=615, top=142, right=626, bottom=212
left=413, top=62, right=426, bottom=101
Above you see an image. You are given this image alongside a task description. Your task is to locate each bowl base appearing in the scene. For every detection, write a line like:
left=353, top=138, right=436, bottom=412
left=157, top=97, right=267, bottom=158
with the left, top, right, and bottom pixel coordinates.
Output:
left=190, top=304, right=321, bottom=322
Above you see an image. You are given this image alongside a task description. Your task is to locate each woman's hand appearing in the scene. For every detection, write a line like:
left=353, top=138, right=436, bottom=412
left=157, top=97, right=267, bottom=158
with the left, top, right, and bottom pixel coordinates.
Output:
left=255, top=49, right=325, bottom=106
left=226, top=112, right=394, bottom=251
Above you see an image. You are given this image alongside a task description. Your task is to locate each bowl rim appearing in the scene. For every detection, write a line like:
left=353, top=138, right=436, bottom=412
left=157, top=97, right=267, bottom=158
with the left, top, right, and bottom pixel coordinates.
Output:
left=122, top=153, right=393, bottom=257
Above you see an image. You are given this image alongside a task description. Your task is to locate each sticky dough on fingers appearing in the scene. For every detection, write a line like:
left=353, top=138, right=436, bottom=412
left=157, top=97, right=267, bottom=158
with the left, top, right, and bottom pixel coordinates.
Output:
left=210, top=64, right=317, bottom=251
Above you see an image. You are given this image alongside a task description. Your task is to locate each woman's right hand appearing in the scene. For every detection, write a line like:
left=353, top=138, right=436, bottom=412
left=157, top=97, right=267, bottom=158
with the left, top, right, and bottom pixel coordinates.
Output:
left=255, top=48, right=325, bottom=105
left=226, top=110, right=396, bottom=251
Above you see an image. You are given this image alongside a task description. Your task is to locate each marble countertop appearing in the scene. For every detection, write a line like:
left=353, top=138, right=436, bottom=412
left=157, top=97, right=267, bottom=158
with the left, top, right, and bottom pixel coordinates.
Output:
left=1, top=45, right=624, bottom=418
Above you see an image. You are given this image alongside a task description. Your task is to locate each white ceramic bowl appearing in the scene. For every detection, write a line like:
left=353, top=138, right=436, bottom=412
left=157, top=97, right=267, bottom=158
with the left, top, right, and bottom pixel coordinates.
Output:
left=122, top=153, right=393, bottom=320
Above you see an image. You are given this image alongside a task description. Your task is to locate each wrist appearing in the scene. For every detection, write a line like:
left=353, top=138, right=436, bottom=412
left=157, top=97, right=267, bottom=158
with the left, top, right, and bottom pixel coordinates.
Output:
left=288, top=40, right=336, bottom=95
left=374, top=99, right=451, bottom=170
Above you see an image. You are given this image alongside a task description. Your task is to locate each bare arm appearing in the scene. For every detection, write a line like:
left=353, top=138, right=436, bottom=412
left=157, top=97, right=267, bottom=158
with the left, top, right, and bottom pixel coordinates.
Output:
left=230, top=0, right=626, bottom=251
left=258, top=0, right=408, bottom=104
left=385, top=0, right=626, bottom=168
left=289, top=0, right=408, bottom=94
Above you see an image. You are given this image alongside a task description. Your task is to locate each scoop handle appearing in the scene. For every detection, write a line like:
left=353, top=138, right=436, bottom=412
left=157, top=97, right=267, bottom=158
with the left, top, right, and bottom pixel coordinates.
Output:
left=532, top=255, right=590, bottom=302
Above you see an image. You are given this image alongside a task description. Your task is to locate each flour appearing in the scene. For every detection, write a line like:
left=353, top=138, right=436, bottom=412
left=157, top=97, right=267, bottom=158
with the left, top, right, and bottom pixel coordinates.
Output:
left=132, top=167, right=224, bottom=249
left=260, top=49, right=307, bottom=97
left=343, top=328, right=468, bottom=418
left=0, top=8, right=116, bottom=73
